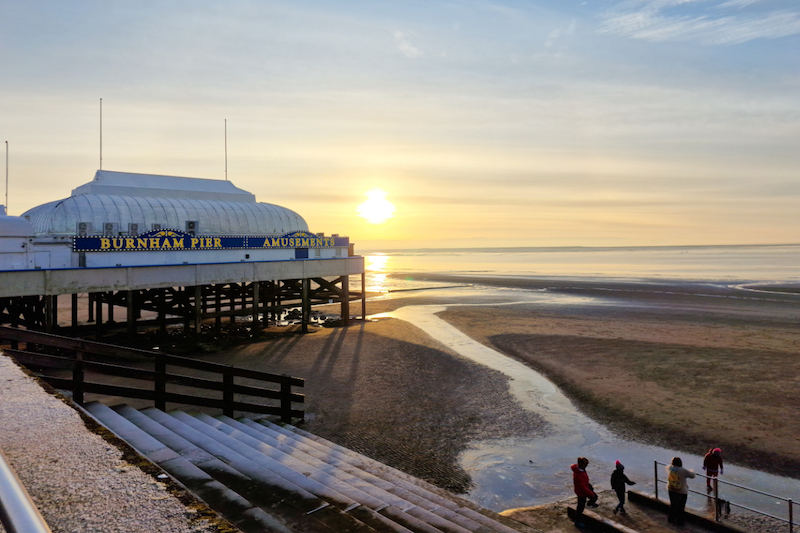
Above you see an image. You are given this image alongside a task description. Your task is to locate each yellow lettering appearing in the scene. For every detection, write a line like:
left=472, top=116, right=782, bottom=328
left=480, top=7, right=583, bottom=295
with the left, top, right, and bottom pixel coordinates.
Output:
left=112, top=238, right=124, bottom=249
left=125, top=238, right=135, bottom=249
left=214, top=238, right=221, bottom=248
left=172, top=238, right=184, bottom=248
left=149, top=238, right=160, bottom=248
left=137, top=238, right=147, bottom=249
left=191, top=238, right=199, bottom=248
left=162, top=238, right=171, bottom=249
left=205, top=237, right=213, bottom=248
left=100, top=238, right=111, bottom=250
left=281, top=238, right=289, bottom=247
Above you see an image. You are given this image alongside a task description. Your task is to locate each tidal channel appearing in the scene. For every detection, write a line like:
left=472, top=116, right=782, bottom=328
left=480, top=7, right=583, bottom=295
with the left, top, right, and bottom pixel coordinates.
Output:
left=372, top=294, right=800, bottom=520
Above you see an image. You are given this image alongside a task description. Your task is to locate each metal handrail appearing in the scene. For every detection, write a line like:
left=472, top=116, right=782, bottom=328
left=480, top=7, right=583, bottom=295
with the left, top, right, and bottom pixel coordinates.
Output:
left=0, top=447, right=52, bottom=533
left=655, top=460, right=795, bottom=533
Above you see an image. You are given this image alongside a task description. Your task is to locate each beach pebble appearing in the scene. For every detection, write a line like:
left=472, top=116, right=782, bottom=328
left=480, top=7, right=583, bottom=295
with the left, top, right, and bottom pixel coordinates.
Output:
left=0, top=355, right=228, bottom=533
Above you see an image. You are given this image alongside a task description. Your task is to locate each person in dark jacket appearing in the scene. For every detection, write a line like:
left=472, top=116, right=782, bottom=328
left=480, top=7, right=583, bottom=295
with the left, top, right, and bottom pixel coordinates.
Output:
left=703, top=448, right=723, bottom=493
left=571, top=457, right=598, bottom=528
left=610, top=460, right=636, bottom=515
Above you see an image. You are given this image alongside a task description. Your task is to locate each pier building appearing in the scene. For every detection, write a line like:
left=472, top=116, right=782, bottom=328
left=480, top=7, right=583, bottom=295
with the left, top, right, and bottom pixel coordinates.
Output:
left=0, top=170, right=365, bottom=336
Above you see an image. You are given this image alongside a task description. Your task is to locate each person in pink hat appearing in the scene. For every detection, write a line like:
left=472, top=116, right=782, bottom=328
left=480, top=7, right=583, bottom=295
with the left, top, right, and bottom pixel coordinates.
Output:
left=610, top=460, right=636, bottom=515
left=703, top=448, right=724, bottom=492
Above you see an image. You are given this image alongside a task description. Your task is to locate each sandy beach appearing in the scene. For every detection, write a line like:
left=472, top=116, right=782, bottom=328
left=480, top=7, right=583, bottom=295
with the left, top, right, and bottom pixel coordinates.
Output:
left=425, top=275, right=800, bottom=479
left=198, top=312, right=547, bottom=494
left=191, top=274, right=800, bottom=497
left=4, top=272, right=797, bottom=532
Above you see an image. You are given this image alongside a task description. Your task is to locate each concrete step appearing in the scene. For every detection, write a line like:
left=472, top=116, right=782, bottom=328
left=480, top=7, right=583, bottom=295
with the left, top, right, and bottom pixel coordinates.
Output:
left=82, top=402, right=297, bottom=533
left=257, top=418, right=528, bottom=533
left=84, top=403, right=533, bottom=533
left=163, top=409, right=459, bottom=533
left=212, top=414, right=499, bottom=533
left=193, top=413, right=486, bottom=533
left=135, top=406, right=384, bottom=533
left=89, top=403, right=382, bottom=533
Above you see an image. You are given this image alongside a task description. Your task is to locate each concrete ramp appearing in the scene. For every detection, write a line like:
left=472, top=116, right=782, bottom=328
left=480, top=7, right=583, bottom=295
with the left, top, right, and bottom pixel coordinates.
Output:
left=83, top=402, right=536, bottom=533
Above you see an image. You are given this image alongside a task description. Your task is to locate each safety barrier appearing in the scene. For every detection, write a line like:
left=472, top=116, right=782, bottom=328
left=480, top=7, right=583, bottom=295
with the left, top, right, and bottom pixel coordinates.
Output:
left=0, top=325, right=304, bottom=423
left=655, top=460, right=795, bottom=533
left=0, top=447, right=52, bottom=533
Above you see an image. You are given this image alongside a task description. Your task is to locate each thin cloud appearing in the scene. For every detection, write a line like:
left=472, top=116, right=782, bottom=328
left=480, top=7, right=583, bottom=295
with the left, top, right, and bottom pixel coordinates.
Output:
left=717, top=0, right=760, bottom=7
left=393, top=30, right=423, bottom=58
left=545, top=19, right=577, bottom=49
left=599, top=1, right=800, bottom=44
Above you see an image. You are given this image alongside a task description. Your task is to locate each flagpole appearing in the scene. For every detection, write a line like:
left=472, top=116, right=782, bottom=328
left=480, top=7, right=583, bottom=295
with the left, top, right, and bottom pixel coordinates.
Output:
left=4, top=140, right=8, bottom=214
left=224, top=119, right=228, bottom=181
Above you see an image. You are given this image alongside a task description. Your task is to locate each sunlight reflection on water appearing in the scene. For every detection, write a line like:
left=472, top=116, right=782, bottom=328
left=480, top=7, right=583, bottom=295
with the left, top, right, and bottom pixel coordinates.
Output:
left=361, top=245, right=800, bottom=294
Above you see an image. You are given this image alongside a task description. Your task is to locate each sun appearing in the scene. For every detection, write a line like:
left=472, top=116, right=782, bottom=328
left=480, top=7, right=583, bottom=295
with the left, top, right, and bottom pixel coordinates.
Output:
left=357, top=189, right=396, bottom=224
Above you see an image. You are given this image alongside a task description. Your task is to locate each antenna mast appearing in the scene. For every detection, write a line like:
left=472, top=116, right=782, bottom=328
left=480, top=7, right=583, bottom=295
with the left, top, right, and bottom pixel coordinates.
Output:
left=224, top=119, right=228, bottom=181
left=4, top=141, right=8, bottom=214
left=100, top=98, right=103, bottom=170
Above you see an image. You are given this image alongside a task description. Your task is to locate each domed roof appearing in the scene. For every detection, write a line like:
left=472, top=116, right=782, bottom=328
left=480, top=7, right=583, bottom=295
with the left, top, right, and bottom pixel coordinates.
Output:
left=22, top=170, right=308, bottom=236
left=0, top=214, right=35, bottom=237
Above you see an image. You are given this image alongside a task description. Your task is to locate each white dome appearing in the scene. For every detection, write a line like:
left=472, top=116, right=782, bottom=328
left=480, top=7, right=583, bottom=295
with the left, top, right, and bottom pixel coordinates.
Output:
left=21, top=170, right=308, bottom=236
left=0, top=215, right=34, bottom=237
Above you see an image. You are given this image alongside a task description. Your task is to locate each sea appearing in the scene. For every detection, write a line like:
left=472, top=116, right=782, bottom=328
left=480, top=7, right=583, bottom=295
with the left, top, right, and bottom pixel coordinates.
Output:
left=360, top=243, right=800, bottom=293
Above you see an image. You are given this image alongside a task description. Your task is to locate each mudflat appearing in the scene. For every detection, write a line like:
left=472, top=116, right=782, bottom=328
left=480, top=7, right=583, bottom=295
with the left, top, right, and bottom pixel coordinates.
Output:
left=412, top=275, right=800, bottom=480
left=206, top=275, right=799, bottom=495
left=203, top=315, right=547, bottom=493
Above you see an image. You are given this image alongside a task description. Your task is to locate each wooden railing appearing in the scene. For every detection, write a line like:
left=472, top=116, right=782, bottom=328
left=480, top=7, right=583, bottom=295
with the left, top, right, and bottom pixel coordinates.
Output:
left=0, top=326, right=304, bottom=423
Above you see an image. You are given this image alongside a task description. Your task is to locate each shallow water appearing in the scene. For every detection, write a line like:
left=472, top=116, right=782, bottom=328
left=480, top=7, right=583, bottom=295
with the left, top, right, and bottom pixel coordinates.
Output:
left=363, top=244, right=800, bottom=293
left=372, top=289, right=800, bottom=519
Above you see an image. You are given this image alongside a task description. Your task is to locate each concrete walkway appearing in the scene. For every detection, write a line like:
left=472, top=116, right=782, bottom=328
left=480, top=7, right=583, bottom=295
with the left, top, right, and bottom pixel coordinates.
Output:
left=0, top=353, right=237, bottom=533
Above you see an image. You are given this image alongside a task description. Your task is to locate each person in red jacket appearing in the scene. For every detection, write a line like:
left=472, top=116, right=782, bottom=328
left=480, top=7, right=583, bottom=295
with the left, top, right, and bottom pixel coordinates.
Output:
left=703, top=448, right=724, bottom=493
left=571, top=457, right=599, bottom=528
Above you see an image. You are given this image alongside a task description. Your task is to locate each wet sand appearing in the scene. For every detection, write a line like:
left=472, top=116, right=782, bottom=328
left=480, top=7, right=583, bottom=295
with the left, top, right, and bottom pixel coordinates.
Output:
left=401, top=275, right=800, bottom=479
left=200, top=316, right=547, bottom=494
left=200, top=274, right=800, bottom=496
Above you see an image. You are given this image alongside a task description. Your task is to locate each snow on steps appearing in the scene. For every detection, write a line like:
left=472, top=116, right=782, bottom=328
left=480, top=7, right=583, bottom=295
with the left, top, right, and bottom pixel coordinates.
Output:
left=83, top=402, right=535, bottom=533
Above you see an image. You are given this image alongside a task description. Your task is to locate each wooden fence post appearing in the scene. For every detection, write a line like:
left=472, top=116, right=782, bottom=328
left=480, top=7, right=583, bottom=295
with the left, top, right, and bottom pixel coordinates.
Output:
left=154, top=354, right=166, bottom=411
left=223, top=372, right=234, bottom=418
left=73, top=351, right=84, bottom=404
left=281, top=381, right=292, bottom=423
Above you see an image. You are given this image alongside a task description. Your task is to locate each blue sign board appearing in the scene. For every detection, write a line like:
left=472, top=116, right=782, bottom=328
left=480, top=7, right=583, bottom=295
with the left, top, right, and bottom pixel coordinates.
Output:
left=73, top=229, right=348, bottom=252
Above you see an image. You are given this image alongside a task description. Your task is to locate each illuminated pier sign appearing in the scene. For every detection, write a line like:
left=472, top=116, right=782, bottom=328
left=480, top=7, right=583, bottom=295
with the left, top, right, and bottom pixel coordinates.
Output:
left=73, top=229, right=346, bottom=252
left=253, top=231, right=338, bottom=249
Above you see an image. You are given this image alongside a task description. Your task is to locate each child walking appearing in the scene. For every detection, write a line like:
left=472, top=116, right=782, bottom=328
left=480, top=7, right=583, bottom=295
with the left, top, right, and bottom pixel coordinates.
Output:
left=610, top=460, right=636, bottom=515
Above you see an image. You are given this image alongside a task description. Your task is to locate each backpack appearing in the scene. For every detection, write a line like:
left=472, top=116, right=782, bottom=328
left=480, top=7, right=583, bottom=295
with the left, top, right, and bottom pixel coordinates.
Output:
left=667, top=469, right=683, bottom=491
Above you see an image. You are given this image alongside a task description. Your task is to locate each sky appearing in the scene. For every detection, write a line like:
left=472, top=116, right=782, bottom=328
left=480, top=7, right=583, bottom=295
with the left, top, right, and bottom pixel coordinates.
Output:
left=1, top=0, right=799, bottom=250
